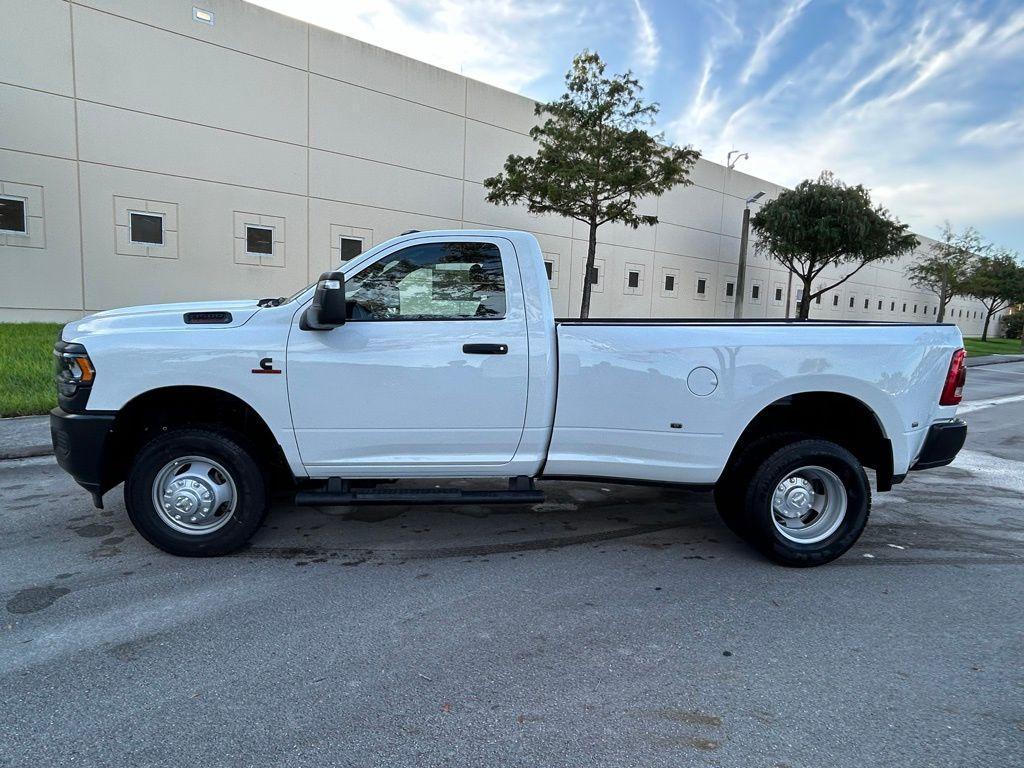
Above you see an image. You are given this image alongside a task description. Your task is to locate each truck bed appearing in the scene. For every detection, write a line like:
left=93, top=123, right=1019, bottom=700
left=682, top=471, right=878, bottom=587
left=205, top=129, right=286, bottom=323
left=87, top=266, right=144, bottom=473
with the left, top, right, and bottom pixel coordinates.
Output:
left=544, top=319, right=962, bottom=485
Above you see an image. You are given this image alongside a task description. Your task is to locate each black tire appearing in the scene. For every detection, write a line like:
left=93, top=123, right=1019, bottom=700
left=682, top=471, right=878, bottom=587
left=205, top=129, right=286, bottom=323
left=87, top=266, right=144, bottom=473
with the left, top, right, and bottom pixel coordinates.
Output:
left=740, top=439, right=870, bottom=567
left=714, top=432, right=804, bottom=539
left=124, top=427, right=269, bottom=556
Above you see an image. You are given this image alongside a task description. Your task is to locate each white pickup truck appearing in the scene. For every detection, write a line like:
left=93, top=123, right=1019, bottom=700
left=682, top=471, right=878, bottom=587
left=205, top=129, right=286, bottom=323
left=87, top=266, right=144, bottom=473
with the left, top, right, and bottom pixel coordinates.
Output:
left=51, top=230, right=968, bottom=566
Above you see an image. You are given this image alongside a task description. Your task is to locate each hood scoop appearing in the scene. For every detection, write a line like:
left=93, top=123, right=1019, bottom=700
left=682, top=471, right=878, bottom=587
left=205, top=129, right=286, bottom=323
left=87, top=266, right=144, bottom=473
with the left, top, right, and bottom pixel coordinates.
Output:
left=184, top=310, right=233, bottom=325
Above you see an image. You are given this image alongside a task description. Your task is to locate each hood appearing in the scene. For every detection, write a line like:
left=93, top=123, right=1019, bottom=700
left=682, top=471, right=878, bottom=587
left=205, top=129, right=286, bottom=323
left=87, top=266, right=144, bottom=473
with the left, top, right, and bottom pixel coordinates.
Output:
left=63, top=299, right=264, bottom=339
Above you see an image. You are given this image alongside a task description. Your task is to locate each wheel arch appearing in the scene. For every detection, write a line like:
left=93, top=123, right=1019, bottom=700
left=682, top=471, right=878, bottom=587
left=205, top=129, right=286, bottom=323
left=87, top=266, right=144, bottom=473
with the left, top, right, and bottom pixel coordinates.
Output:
left=100, top=385, right=294, bottom=495
left=725, top=390, right=896, bottom=491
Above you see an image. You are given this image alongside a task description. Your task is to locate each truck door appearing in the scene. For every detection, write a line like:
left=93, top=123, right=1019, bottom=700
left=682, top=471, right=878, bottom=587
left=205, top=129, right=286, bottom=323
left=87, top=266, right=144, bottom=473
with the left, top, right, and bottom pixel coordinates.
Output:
left=287, top=235, right=529, bottom=471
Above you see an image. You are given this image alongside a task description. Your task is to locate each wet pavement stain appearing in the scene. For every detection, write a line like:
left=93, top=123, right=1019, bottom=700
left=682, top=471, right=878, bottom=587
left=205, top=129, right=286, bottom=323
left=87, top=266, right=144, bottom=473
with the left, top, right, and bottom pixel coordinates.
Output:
left=637, top=707, right=723, bottom=727
left=70, top=523, right=114, bottom=538
left=6, top=585, right=71, bottom=614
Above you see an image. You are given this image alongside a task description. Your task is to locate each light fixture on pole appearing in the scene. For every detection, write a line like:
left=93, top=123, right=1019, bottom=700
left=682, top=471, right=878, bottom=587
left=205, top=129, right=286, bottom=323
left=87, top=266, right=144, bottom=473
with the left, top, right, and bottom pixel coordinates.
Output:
left=734, top=191, right=765, bottom=319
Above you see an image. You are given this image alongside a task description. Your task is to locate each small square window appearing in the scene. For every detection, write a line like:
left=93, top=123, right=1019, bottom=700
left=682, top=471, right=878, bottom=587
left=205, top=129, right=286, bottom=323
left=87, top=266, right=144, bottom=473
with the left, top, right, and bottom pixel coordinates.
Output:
left=246, top=225, right=274, bottom=255
left=340, top=236, right=362, bottom=263
left=129, top=212, right=164, bottom=245
left=775, top=287, right=783, bottom=301
left=833, top=295, right=839, bottom=307
left=664, top=274, right=675, bottom=292
left=0, top=196, right=27, bottom=234
left=544, top=261, right=553, bottom=280
left=628, top=270, right=639, bottom=288
left=751, top=284, right=759, bottom=300
left=849, top=296, right=855, bottom=308
left=877, top=300, right=883, bottom=310
left=863, top=298, right=869, bottom=310
left=697, top=278, right=707, bottom=295
left=726, top=282, right=735, bottom=297
left=589, top=266, right=600, bottom=285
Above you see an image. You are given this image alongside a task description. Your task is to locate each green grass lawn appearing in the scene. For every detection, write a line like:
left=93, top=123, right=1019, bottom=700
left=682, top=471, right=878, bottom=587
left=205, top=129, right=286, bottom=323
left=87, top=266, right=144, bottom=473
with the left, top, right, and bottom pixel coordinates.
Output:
left=0, top=323, right=63, bottom=417
left=962, top=337, right=1023, bottom=357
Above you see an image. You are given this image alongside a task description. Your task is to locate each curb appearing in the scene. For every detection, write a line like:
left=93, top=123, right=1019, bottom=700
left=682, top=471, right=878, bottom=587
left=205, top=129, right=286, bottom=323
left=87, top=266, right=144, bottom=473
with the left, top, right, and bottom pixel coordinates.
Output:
left=965, top=355, right=1024, bottom=368
left=1, top=446, right=53, bottom=460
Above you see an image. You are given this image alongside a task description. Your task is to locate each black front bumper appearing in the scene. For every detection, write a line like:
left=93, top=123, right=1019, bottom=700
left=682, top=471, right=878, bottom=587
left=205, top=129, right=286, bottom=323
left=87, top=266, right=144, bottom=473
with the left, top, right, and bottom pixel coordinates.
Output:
left=911, top=419, right=967, bottom=471
left=50, top=408, right=116, bottom=506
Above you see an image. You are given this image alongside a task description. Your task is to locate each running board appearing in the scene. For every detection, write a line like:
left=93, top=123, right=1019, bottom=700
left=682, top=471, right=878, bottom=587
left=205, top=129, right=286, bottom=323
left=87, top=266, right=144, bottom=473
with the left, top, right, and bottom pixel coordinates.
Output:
left=293, top=477, right=544, bottom=506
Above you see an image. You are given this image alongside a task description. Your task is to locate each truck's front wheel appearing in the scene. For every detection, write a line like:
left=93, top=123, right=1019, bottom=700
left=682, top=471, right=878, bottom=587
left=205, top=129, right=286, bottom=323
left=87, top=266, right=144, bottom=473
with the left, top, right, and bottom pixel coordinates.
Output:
left=124, top=427, right=269, bottom=556
left=740, top=439, right=870, bottom=567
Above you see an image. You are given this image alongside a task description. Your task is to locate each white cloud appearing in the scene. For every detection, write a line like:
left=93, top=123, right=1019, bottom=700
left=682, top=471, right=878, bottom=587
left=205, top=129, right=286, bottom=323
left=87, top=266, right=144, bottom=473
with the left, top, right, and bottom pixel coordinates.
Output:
left=630, top=0, right=660, bottom=75
left=739, top=0, right=812, bottom=85
left=247, top=0, right=589, bottom=94
left=671, top=0, right=1024, bottom=245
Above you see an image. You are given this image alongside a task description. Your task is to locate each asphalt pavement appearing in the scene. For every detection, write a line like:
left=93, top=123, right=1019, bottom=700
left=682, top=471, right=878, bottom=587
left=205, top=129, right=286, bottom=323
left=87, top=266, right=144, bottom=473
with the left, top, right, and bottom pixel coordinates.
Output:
left=1, top=364, right=1022, bottom=767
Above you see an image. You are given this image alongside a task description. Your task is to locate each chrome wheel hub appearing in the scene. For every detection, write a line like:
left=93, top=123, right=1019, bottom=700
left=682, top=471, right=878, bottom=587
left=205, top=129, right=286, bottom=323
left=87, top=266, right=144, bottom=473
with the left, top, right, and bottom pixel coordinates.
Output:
left=770, top=465, right=848, bottom=544
left=152, top=456, right=236, bottom=535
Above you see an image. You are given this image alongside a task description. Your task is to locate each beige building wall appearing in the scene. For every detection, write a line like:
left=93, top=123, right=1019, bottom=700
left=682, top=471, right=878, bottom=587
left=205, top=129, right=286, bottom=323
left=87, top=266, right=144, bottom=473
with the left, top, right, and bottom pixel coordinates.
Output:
left=0, top=0, right=998, bottom=336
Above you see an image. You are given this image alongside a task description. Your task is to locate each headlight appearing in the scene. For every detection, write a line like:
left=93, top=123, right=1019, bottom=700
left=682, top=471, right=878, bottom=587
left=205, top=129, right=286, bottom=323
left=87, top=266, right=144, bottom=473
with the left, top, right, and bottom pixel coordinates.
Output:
left=53, top=341, right=95, bottom=405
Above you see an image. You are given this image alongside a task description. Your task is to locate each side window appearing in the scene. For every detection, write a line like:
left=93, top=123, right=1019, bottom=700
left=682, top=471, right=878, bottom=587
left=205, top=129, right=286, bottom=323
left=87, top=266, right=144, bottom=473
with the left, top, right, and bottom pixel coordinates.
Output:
left=345, top=241, right=505, bottom=320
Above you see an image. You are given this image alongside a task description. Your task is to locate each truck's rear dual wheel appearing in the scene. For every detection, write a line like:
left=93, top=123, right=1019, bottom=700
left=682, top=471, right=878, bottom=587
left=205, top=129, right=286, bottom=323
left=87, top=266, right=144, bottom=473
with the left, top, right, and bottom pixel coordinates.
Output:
left=125, top=427, right=268, bottom=556
left=716, top=439, right=870, bottom=567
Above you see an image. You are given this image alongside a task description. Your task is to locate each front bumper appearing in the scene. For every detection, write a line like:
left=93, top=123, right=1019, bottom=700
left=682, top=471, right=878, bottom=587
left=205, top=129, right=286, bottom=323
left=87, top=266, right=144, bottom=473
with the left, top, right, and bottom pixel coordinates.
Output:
left=50, top=408, right=116, bottom=507
left=911, top=419, right=967, bottom=471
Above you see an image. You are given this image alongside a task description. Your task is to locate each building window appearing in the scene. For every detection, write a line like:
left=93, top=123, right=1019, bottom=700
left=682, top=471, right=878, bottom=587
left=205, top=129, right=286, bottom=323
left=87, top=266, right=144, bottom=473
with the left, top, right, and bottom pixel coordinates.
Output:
left=796, top=288, right=804, bottom=301
left=849, top=296, right=855, bottom=308
left=902, top=303, right=907, bottom=312
left=589, top=266, right=600, bottom=284
left=726, top=281, right=735, bottom=298
left=340, top=236, right=363, bottom=263
left=664, top=274, right=674, bottom=291
left=863, top=298, right=869, bottom=310
left=775, top=287, right=783, bottom=301
left=751, top=284, right=759, bottom=300
left=628, top=270, right=640, bottom=288
left=877, top=299, right=883, bottom=310
left=129, top=212, right=164, bottom=245
left=923, top=305, right=928, bottom=314
left=0, top=196, right=27, bottom=234
left=833, top=295, right=840, bottom=307
left=891, top=301, right=895, bottom=311
left=245, top=225, right=274, bottom=256
left=697, top=277, right=707, bottom=295
left=913, top=304, right=918, bottom=313
left=815, top=293, right=822, bottom=305
left=544, top=261, right=553, bottom=280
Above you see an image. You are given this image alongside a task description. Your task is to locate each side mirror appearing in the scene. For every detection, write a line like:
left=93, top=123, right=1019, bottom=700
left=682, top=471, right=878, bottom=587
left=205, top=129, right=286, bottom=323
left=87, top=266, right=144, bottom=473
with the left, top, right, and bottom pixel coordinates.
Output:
left=301, top=271, right=346, bottom=330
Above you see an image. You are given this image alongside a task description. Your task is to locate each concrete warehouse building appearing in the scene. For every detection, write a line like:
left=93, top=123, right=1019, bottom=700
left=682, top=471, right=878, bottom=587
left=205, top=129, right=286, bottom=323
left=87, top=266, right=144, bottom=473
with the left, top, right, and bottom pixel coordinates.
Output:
left=0, top=0, right=999, bottom=334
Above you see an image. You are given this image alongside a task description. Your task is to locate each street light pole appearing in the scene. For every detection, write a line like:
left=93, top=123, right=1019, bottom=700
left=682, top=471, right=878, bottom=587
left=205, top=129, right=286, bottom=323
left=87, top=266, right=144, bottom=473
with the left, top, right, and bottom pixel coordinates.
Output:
left=734, top=191, right=765, bottom=319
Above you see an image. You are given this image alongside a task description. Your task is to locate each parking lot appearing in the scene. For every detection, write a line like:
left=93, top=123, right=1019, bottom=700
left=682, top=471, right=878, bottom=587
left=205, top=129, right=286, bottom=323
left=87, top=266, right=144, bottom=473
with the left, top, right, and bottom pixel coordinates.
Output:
left=2, top=363, right=1022, bottom=767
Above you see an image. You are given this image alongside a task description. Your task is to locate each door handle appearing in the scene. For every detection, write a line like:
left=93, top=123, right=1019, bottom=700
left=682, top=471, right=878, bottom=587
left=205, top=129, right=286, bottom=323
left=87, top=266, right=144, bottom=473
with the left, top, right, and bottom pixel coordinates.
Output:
left=463, top=343, right=508, bottom=355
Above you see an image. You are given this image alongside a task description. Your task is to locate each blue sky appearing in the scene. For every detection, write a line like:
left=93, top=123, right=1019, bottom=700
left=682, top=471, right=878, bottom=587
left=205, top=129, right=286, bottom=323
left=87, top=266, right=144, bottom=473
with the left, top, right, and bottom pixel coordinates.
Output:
left=252, top=0, right=1024, bottom=252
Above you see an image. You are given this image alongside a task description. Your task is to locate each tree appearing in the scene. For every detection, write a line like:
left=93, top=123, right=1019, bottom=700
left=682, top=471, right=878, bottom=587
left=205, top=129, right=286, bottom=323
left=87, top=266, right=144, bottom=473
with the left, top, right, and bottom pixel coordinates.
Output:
left=750, top=171, right=919, bottom=320
left=963, top=250, right=1024, bottom=341
left=484, top=52, right=699, bottom=318
left=905, top=222, right=981, bottom=323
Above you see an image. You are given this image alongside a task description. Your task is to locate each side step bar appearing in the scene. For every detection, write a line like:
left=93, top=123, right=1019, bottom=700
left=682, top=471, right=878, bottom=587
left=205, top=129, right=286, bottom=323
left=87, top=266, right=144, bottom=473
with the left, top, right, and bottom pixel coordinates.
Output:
left=294, top=476, right=544, bottom=506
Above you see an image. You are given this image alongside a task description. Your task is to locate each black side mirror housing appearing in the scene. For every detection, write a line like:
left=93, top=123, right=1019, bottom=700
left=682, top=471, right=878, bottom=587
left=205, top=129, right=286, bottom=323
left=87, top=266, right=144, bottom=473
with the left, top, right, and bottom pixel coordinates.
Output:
left=301, top=271, right=346, bottom=330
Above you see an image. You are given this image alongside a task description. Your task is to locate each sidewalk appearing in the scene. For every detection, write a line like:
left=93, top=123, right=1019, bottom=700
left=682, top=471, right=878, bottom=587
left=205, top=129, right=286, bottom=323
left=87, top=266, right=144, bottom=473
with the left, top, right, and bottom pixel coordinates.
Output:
left=0, top=415, right=51, bottom=459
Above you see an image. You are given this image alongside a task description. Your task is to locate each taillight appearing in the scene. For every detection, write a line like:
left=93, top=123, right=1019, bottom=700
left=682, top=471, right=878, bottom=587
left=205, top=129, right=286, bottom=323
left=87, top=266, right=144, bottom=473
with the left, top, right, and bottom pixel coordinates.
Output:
left=940, top=348, right=966, bottom=406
